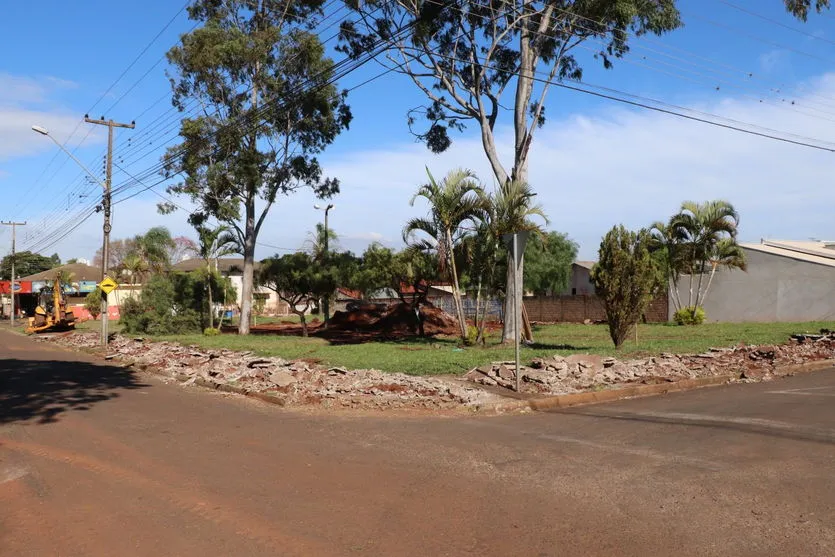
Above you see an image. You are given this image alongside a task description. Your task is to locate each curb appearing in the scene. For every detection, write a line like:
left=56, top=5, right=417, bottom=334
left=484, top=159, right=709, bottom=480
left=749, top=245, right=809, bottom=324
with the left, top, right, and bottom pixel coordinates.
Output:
left=492, top=358, right=835, bottom=413
left=774, top=359, right=835, bottom=376
left=492, top=374, right=736, bottom=413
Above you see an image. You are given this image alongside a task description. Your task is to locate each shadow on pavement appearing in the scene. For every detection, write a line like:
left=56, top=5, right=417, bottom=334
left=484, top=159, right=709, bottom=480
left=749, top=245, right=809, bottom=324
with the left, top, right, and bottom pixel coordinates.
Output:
left=0, top=358, right=149, bottom=425
left=563, top=410, right=835, bottom=446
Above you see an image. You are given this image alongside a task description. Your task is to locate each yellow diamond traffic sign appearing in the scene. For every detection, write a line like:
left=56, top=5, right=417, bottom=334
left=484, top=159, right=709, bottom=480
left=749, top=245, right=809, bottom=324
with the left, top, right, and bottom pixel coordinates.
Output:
left=98, top=276, right=119, bottom=295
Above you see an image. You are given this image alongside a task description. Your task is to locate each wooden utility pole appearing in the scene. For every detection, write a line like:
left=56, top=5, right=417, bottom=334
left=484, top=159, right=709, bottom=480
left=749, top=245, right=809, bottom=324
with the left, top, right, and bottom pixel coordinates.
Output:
left=1, top=221, right=26, bottom=327
left=85, top=116, right=135, bottom=347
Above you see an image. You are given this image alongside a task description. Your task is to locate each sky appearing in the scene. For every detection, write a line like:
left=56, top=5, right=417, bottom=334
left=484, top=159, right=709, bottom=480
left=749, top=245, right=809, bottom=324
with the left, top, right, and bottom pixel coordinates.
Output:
left=2, top=0, right=835, bottom=262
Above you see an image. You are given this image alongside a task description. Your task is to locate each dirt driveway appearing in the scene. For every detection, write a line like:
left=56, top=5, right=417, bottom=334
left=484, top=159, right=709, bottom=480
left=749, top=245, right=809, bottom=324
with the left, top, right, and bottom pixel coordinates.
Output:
left=1, top=330, right=834, bottom=556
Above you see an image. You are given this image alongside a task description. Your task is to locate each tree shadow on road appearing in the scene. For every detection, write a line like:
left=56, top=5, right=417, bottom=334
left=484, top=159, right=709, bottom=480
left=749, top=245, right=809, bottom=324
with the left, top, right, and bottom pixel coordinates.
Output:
left=561, top=409, right=835, bottom=446
left=0, top=358, right=149, bottom=425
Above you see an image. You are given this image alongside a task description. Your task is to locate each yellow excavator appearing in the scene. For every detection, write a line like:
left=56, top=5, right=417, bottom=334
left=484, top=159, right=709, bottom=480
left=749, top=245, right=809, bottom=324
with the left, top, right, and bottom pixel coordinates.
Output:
left=26, top=277, right=76, bottom=334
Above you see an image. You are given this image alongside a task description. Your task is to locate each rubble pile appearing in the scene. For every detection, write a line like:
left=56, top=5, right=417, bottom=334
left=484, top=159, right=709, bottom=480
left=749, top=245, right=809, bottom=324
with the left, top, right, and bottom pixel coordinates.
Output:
left=43, top=332, right=497, bottom=411
left=323, top=302, right=459, bottom=338
left=465, top=333, right=835, bottom=394
left=39, top=329, right=835, bottom=409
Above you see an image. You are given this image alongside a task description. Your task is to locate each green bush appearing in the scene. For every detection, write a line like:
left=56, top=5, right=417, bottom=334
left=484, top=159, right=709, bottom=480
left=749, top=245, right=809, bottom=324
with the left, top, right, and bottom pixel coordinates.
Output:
left=84, top=289, right=102, bottom=320
left=203, top=327, right=219, bottom=336
left=674, top=306, right=706, bottom=325
left=120, top=273, right=204, bottom=335
left=463, top=325, right=479, bottom=346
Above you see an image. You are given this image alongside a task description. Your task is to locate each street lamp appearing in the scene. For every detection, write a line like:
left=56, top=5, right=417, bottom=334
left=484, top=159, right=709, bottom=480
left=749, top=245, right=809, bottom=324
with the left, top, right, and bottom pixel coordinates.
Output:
left=32, top=124, right=109, bottom=346
left=31, top=126, right=107, bottom=189
left=313, top=203, right=334, bottom=323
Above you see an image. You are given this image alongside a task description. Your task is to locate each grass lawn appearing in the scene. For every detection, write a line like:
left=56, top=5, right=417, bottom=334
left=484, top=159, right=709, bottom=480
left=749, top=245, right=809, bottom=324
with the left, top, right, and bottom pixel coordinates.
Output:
left=145, top=321, right=834, bottom=376
left=75, top=319, right=123, bottom=334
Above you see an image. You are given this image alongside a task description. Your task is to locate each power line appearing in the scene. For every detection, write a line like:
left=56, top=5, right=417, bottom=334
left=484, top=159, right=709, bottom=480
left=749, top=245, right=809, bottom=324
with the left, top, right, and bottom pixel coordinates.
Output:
left=716, top=0, right=835, bottom=47
left=25, top=1, right=421, bottom=252
left=415, top=46, right=835, bottom=152
left=10, top=1, right=191, bottom=223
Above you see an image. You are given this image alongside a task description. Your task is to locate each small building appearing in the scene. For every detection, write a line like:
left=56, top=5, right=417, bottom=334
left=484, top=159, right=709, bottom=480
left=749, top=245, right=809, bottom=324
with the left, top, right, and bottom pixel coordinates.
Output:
left=172, top=258, right=292, bottom=315
left=13, top=263, right=136, bottom=320
left=562, top=261, right=596, bottom=296
left=669, top=239, right=835, bottom=322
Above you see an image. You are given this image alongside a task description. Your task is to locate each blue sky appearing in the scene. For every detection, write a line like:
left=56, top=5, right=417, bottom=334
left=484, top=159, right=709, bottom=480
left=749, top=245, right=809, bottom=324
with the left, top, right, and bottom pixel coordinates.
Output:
left=2, top=0, right=835, bottom=262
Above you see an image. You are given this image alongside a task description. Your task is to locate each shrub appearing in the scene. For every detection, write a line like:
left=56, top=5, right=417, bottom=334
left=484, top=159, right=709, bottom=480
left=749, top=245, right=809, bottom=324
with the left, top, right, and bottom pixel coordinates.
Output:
left=674, top=306, right=706, bottom=326
left=84, top=289, right=102, bottom=320
left=590, top=225, right=663, bottom=348
left=463, top=324, right=479, bottom=346
left=120, top=274, right=203, bottom=335
left=203, top=327, right=219, bottom=336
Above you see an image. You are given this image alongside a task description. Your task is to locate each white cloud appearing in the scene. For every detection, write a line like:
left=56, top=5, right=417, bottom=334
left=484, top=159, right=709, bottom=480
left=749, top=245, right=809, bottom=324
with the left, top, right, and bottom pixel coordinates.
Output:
left=0, top=73, right=100, bottom=162
left=319, top=72, right=835, bottom=259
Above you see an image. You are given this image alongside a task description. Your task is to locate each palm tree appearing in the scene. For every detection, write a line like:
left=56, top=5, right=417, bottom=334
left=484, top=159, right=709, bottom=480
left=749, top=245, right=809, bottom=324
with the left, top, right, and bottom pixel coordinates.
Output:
left=648, top=219, right=687, bottom=312
left=403, top=167, right=485, bottom=340
left=700, top=237, right=747, bottom=307
left=490, top=180, right=548, bottom=343
left=134, top=226, right=176, bottom=275
left=459, top=214, right=501, bottom=344
left=120, top=253, right=149, bottom=285
left=669, top=200, right=745, bottom=312
left=305, top=223, right=339, bottom=263
left=193, top=224, right=239, bottom=329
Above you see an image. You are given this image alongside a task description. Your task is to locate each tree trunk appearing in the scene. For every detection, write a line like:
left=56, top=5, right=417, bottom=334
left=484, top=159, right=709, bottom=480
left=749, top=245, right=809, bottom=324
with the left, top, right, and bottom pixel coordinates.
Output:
left=700, top=262, right=719, bottom=308
left=238, top=198, right=256, bottom=335
left=479, top=120, right=509, bottom=186
left=217, top=269, right=227, bottom=332
left=474, top=278, right=484, bottom=343
left=521, top=302, right=533, bottom=343
left=446, top=228, right=468, bottom=340
left=670, top=275, right=683, bottom=312
left=694, top=261, right=706, bottom=310
left=501, top=253, right=527, bottom=343
left=512, top=3, right=534, bottom=186
left=206, top=261, right=214, bottom=329
left=299, top=312, right=307, bottom=337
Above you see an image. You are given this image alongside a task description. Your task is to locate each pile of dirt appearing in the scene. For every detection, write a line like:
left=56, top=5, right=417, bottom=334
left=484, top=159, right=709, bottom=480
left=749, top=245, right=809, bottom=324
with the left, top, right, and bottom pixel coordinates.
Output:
left=39, top=332, right=499, bottom=412
left=326, top=302, right=388, bottom=330
left=321, top=302, right=459, bottom=341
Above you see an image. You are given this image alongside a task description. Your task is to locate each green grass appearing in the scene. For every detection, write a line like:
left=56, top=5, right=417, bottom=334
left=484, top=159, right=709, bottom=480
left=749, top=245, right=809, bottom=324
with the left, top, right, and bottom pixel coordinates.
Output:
left=75, top=318, right=124, bottom=334
left=143, top=321, right=834, bottom=376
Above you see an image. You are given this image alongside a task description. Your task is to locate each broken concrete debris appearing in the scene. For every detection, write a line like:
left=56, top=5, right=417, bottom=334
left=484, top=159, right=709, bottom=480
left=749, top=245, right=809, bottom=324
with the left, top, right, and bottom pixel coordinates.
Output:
left=37, top=329, right=835, bottom=409
left=464, top=337, right=835, bottom=395
left=40, top=332, right=499, bottom=411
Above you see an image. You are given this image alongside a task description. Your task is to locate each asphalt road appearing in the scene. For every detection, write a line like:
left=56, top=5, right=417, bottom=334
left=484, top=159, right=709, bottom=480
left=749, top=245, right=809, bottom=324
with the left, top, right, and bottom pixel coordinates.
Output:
left=1, top=330, right=834, bottom=556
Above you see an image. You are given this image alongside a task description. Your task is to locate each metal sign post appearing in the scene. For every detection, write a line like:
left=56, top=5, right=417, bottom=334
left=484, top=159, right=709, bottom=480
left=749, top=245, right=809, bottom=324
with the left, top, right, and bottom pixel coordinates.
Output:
left=503, top=231, right=529, bottom=391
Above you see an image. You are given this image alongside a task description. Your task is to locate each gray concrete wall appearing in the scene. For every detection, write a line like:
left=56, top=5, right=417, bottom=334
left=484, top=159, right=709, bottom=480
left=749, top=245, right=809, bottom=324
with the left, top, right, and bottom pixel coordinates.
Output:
left=669, top=248, right=835, bottom=322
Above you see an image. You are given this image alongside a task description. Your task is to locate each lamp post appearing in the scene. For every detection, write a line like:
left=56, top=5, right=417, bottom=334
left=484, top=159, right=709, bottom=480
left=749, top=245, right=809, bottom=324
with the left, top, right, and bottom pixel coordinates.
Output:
left=313, top=203, right=334, bottom=323
left=32, top=125, right=110, bottom=347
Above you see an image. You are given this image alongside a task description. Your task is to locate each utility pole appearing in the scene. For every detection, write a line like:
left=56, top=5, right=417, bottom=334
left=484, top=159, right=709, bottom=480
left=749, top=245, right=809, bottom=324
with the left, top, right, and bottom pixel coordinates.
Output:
left=1, top=221, right=26, bottom=328
left=85, top=116, right=135, bottom=347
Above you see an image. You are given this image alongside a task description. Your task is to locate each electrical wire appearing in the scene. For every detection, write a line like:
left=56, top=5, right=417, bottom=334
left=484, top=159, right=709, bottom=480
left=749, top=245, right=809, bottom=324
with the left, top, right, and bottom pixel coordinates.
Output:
left=22, top=1, right=420, bottom=253
left=9, top=1, right=191, bottom=222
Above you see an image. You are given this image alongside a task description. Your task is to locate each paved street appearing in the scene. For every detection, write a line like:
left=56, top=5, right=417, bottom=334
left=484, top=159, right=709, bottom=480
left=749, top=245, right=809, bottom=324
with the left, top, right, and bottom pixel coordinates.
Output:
left=1, top=330, right=834, bottom=556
